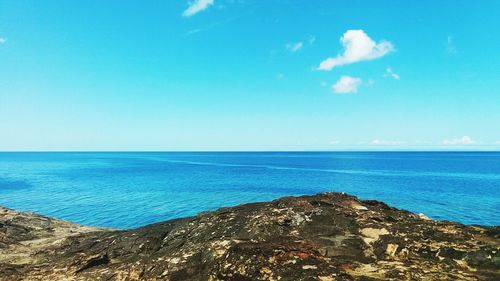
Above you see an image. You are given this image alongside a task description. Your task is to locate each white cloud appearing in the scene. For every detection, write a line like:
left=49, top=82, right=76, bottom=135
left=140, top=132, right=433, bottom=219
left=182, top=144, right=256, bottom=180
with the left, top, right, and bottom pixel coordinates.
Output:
left=317, top=30, right=394, bottom=71
left=415, top=140, right=432, bottom=145
left=0, top=38, right=6, bottom=44
left=371, top=139, right=406, bottom=145
left=447, top=35, right=457, bottom=55
left=182, top=0, right=214, bottom=17
left=286, top=42, right=303, bottom=52
left=442, top=136, right=475, bottom=145
left=384, top=67, right=400, bottom=80
left=330, top=140, right=340, bottom=145
left=332, top=76, right=362, bottom=94
left=308, top=35, right=316, bottom=45
left=185, top=28, right=202, bottom=36
left=495, top=141, right=500, bottom=145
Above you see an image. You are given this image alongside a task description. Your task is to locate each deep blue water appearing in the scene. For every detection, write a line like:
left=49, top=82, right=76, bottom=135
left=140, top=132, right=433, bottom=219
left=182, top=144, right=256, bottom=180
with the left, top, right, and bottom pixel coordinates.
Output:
left=0, top=152, right=499, bottom=228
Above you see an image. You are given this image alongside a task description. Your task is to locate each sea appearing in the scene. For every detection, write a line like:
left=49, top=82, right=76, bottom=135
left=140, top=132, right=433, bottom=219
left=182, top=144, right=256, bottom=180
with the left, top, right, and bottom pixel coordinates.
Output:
left=0, top=152, right=498, bottom=228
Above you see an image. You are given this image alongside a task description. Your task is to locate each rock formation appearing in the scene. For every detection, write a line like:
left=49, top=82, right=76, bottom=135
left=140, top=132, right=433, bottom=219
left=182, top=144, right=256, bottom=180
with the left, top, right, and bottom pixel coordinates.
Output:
left=1, top=192, right=499, bottom=280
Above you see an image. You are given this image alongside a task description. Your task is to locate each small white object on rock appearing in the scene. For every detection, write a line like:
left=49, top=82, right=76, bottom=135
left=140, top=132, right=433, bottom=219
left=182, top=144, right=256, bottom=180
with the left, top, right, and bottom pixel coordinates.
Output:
left=418, top=213, right=431, bottom=220
left=302, top=265, right=317, bottom=270
left=353, top=205, right=368, bottom=211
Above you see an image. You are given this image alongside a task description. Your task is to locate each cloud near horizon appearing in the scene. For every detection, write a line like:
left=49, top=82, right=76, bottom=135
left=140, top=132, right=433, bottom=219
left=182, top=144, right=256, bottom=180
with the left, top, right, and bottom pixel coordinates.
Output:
left=371, top=139, right=407, bottom=145
left=0, top=38, right=6, bottom=44
left=182, top=0, right=214, bottom=17
left=318, top=30, right=394, bottom=71
left=332, top=76, right=362, bottom=94
left=442, top=136, right=475, bottom=145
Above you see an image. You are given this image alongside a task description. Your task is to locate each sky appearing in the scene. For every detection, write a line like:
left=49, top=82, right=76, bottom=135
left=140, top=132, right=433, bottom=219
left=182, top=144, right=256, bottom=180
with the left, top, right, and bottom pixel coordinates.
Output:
left=0, top=0, right=499, bottom=151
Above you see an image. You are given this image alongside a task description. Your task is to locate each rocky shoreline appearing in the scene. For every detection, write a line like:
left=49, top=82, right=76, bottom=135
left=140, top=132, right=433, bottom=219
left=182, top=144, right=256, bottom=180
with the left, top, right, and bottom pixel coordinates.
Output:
left=1, top=192, right=499, bottom=280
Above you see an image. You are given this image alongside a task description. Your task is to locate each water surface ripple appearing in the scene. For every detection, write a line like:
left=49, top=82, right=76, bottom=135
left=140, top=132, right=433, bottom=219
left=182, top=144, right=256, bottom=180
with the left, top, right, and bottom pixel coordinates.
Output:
left=0, top=152, right=498, bottom=228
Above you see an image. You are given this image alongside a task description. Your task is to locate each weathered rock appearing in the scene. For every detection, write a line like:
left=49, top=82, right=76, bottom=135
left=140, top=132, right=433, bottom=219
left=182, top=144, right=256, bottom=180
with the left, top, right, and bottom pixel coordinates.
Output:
left=0, top=192, right=499, bottom=280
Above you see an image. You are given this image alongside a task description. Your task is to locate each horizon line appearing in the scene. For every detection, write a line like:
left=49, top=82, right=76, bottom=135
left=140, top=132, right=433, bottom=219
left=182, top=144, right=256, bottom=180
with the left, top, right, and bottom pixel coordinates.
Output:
left=1, top=149, right=499, bottom=153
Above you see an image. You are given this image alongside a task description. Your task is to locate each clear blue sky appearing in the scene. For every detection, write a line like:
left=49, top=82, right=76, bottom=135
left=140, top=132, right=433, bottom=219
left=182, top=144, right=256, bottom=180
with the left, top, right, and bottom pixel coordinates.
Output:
left=1, top=0, right=499, bottom=151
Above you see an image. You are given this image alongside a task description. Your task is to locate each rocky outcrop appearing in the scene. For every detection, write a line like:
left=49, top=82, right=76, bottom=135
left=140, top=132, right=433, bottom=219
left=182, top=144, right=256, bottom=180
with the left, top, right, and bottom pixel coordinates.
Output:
left=0, top=192, right=499, bottom=280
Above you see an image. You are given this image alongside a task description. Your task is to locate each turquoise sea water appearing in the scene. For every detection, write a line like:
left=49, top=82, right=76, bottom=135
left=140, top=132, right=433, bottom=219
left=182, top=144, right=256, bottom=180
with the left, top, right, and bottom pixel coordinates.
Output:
left=0, top=152, right=498, bottom=228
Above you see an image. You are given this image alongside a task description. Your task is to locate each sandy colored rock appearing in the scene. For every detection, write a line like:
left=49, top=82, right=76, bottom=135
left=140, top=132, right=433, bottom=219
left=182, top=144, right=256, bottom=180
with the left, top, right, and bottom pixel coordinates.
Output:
left=1, top=192, right=499, bottom=280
